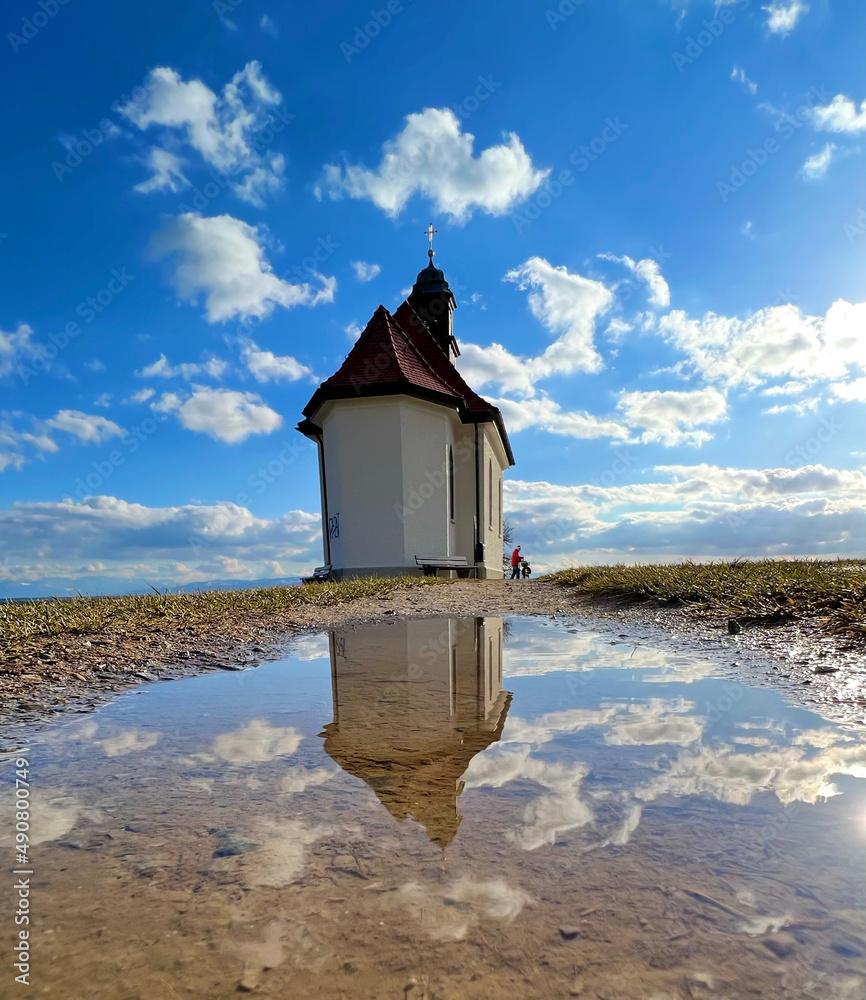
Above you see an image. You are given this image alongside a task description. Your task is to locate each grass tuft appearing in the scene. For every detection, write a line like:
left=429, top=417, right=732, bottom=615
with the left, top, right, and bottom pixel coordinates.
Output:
left=544, top=559, right=866, bottom=638
left=0, top=577, right=450, bottom=648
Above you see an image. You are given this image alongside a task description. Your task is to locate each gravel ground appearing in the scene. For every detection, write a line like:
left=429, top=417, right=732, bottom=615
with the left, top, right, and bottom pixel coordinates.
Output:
left=1, top=579, right=864, bottom=737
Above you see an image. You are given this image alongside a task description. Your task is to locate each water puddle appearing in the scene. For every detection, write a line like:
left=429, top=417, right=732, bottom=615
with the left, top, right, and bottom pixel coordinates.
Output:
left=2, top=616, right=866, bottom=998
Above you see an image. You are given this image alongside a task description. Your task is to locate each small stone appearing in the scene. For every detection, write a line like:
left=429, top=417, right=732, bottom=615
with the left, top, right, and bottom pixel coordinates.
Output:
left=814, top=664, right=839, bottom=674
left=832, top=940, right=866, bottom=958
left=210, top=828, right=260, bottom=858
left=727, top=619, right=742, bottom=635
left=763, top=932, right=796, bottom=958
left=569, top=976, right=585, bottom=995
left=559, top=926, right=582, bottom=941
left=237, top=969, right=259, bottom=992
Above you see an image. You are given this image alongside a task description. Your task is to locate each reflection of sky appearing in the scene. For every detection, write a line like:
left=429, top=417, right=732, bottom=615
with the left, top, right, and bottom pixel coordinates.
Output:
left=5, top=614, right=866, bottom=875
left=503, top=622, right=721, bottom=685
left=468, top=617, right=866, bottom=851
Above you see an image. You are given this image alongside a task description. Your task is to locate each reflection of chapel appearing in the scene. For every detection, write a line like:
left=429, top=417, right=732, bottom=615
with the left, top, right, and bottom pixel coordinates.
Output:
left=297, top=232, right=514, bottom=580
left=321, top=618, right=511, bottom=849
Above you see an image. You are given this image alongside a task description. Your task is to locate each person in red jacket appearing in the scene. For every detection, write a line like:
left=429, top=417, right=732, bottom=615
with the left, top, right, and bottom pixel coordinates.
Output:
left=510, top=545, right=522, bottom=580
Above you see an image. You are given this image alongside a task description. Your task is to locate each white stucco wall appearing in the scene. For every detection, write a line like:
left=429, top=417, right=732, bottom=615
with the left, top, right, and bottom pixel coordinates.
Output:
left=314, top=395, right=508, bottom=578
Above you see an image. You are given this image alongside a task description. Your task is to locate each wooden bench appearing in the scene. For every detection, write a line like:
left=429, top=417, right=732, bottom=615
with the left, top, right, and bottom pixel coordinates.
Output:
left=415, top=556, right=474, bottom=578
left=301, top=565, right=332, bottom=584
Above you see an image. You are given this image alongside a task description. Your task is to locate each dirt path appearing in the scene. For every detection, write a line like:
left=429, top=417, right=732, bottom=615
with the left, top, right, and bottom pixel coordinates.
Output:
left=1, top=580, right=864, bottom=732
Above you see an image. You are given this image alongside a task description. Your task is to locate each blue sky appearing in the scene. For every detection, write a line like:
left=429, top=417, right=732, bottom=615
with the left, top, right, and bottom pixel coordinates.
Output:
left=2, top=0, right=866, bottom=594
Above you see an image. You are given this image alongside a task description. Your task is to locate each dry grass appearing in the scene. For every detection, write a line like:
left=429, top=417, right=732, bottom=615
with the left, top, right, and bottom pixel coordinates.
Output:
left=0, top=577, right=450, bottom=648
left=545, top=559, right=866, bottom=638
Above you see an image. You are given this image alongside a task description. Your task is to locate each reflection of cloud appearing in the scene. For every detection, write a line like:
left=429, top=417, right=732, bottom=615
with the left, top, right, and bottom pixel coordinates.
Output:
left=600, top=803, right=643, bottom=848
left=97, top=728, right=161, bottom=757
left=504, top=624, right=720, bottom=685
left=503, top=630, right=670, bottom=678
left=465, top=747, right=593, bottom=850
left=638, top=742, right=866, bottom=808
left=0, top=791, right=83, bottom=846
left=501, top=707, right=619, bottom=745
left=212, top=720, right=303, bottom=764
left=502, top=699, right=700, bottom=749
left=397, top=878, right=532, bottom=941
left=246, top=818, right=329, bottom=887
left=792, top=728, right=855, bottom=749
left=605, top=705, right=703, bottom=748
left=474, top=698, right=704, bottom=848
left=279, top=767, right=335, bottom=795
left=286, top=633, right=331, bottom=661
left=467, top=656, right=866, bottom=852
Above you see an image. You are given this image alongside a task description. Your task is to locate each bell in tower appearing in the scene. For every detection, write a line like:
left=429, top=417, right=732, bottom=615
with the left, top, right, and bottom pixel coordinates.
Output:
left=407, top=224, right=459, bottom=363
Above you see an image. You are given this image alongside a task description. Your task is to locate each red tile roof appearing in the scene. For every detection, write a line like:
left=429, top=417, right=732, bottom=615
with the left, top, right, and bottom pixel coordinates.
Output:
left=300, top=303, right=514, bottom=464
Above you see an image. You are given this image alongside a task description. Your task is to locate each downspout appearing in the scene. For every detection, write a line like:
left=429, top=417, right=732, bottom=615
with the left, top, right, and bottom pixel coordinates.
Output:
left=474, top=423, right=484, bottom=569
left=316, top=434, right=332, bottom=567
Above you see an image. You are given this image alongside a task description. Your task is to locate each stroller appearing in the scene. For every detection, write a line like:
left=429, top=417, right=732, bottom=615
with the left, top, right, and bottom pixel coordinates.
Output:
left=520, top=558, right=532, bottom=579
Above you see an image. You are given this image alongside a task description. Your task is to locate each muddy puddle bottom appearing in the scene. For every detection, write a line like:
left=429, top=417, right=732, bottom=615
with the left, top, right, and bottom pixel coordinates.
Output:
left=2, top=616, right=866, bottom=999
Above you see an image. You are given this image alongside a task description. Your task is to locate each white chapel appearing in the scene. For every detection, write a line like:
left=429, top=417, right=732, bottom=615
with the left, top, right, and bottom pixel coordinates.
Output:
left=297, top=234, right=514, bottom=580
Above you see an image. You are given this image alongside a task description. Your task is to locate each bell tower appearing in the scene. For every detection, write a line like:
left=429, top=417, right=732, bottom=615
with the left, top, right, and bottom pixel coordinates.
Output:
left=407, top=224, right=459, bottom=362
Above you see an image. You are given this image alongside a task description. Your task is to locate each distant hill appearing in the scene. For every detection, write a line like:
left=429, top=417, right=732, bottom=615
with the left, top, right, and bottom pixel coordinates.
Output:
left=0, top=576, right=302, bottom=601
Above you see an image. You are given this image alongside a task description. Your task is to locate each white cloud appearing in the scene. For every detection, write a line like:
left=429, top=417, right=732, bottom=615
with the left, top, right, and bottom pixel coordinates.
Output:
left=763, top=0, right=809, bottom=35
left=0, top=324, right=40, bottom=379
left=810, top=94, right=866, bottom=134
left=345, top=322, right=363, bottom=342
left=152, top=385, right=282, bottom=443
left=616, top=388, right=728, bottom=447
left=656, top=299, right=866, bottom=390
left=321, top=108, right=549, bottom=221
left=232, top=155, right=286, bottom=206
left=259, top=14, right=278, bottom=36
left=731, top=66, right=757, bottom=95
left=0, top=421, right=56, bottom=473
left=801, top=143, right=837, bottom=181
left=351, top=260, right=381, bottom=282
left=136, top=353, right=228, bottom=380
left=490, top=394, right=630, bottom=440
left=458, top=342, right=537, bottom=397
left=506, top=257, right=613, bottom=378
left=94, top=393, right=113, bottom=408
left=45, top=410, right=125, bottom=445
left=503, top=464, right=866, bottom=570
left=84, top=359, right=107, bottom=373
left=459, top=259, right=613, bottom=397
left=148, top=213, right=336, bottom=323
left=127, top=388, right=155, bottom=404
left=761, top=396, right=821, bottom=416
left=0, top=496, right=322, bottom=588
left=831, top=376, right=866, bottom=402
left=740, top=220, right=756, bottom=241
left=133, top=147, right=189, bottom=194
left=119, top=62, right=285, bottom=205
left=240, top=341, right=312, bottom=382
left=507, top=258, right=613, bottom=378
left=1, top=408, right=128, bottom=473
left=598, top=253, right=671, bottom=308
left=761, top=380, right=812, bottom=396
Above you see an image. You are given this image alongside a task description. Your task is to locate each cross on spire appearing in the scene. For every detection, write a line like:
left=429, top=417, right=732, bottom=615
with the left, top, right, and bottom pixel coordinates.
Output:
left=425, top=223, right=438, bottom=260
